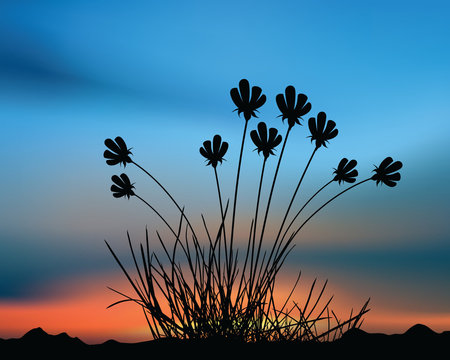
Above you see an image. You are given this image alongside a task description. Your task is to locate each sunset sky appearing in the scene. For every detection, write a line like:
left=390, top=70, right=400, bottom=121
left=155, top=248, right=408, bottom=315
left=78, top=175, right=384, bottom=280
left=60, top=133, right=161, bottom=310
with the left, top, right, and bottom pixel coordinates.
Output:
left=1, top=0, right=450, bottom=344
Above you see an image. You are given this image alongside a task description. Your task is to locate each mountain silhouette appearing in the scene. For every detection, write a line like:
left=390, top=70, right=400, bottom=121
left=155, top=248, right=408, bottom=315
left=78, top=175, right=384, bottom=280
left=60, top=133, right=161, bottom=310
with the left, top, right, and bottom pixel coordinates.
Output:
left=1, top=325, right=448, bottom=358
left=404, top=323, right=437, bottom=337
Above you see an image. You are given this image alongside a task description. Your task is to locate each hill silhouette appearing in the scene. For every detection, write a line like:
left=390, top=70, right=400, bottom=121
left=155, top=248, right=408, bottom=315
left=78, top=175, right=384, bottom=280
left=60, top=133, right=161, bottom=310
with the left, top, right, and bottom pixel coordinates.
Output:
left=1, top=324, right=448, bottom=358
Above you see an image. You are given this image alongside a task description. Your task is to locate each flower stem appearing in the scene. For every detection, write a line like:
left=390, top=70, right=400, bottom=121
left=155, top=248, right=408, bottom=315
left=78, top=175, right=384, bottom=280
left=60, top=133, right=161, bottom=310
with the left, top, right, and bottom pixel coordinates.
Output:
left=214, top=166, right=227, bottom=267
left=277, top=178, right=371, bottom=260
left=134, top=194, right=178, bottom=239
left=258, top=126, right=291, bottom=247
left=275, top=146, right=318, bottom=244
left=229, top=119, right=249, bottom=272
left=252, top=126, right=291, bottom=287
left=248, top=157, right=267, bottom=291
left=214, top=167, right=226, bottom=233
left=280, top=178, right=334, bottom=245
left=132, top=160, right=197, bottom=240
left=259, top=179, right=335, bottom=286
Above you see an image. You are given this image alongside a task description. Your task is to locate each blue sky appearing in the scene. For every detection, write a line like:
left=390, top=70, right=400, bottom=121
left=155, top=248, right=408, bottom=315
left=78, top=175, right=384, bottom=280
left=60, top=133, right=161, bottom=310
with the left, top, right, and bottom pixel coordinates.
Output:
left=1, top=0, right=450, bottom=336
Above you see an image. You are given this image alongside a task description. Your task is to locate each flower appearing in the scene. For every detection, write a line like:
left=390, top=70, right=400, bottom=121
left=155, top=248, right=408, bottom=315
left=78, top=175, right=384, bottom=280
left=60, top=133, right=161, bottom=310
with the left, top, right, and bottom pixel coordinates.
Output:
left=199, top=135, right=229, bottom=168
left=111, top=173, right=135, bottom=199
left=230, top=79, right=266, bottom=121
left=308, top=112, right=338, bottom=148
left=276, top=85, right=311, bottom=128
left=250, top=122, right=282, bottom=159
left=333, top=158, right=358, bottom=184
left=372, top=157, right=403, bottom=187
left=104, top=137, right=132, bottom=167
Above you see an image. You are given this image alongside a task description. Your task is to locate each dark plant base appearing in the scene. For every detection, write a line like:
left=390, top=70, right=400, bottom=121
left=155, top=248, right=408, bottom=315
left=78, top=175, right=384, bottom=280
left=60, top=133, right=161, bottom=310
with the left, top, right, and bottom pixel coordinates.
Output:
left=2, top=325, right=448, bottom=359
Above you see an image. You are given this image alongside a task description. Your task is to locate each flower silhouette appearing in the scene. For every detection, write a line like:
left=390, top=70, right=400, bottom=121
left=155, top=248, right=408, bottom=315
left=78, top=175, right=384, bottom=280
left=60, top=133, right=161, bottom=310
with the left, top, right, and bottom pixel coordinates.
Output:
left=308, top=112, right=338, bottom=148
left=276, top=85, right=311, bottom=128
left=250, top=122, right=282, bottom=159
left=333, top=158, right=358, bottom=184
left=104, top=137, right=133, bottom=167
left=199, top=135, right=229, bottom=168
left=230, top=79, right=266, bottom=121
left=111, top=173, right=135, bottom=199
left=372, top=157, right=403, bottom=187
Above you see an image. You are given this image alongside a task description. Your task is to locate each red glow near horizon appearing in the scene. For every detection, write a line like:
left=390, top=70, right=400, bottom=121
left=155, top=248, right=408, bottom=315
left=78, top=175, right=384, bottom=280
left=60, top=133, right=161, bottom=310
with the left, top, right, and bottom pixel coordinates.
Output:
left=1, top=272, right=449, bottom=344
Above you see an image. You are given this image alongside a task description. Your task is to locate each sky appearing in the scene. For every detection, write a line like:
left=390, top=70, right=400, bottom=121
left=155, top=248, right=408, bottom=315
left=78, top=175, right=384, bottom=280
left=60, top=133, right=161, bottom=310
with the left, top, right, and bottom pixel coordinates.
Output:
left=1, top=0, right=450, bottom=344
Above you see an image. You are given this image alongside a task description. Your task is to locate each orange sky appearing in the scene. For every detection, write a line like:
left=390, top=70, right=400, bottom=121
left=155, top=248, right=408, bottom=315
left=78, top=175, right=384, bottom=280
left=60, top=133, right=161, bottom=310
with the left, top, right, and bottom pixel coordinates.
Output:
left=1, top=271, right=449, bottom=345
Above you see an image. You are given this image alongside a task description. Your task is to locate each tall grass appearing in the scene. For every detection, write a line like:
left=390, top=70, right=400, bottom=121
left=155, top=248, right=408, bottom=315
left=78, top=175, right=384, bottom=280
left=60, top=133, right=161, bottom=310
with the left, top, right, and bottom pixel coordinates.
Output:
left=103, top=79, right=402, bottom=343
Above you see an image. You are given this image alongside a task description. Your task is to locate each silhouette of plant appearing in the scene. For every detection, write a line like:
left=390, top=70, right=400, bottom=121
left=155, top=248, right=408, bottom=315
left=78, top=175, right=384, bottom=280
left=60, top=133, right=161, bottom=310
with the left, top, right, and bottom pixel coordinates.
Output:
left=199, top=135, right=229, bottom=168
left=276, top=85, right=311, bottom=129
left=102, top=78, right=402, bottom=343
left=334, top=158, right=358, bottom=184
left=250, top=122, right=282, bottom=159
left=372, top=157, right=403, bottom=187
left=200, top=134, right=229, bottom=264
left=229, top=79, right=267, bottom=266
left=110, top=174, right=135, bottom=198
left=308, top=111, right=338, bottom=149
left=230, top=78, right=266, bottom=121
left=104, top=137, right=133, bottom=167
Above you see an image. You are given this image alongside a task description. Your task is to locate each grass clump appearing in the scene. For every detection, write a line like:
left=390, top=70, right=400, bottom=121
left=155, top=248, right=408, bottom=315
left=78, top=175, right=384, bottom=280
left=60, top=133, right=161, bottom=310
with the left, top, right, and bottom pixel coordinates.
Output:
left=102, top=79, right=402, bottom=343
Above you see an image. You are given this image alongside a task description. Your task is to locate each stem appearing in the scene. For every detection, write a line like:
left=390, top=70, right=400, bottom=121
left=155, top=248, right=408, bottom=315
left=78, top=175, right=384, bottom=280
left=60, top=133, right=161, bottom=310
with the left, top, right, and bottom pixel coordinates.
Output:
left=276, top=178, right=371, bottom=261
left=214, top=166, right=226, bottom=237
left=229, top=119, right=249, bottom=274
left=249, top=157, right=267, bottom=291
left=214, top=166, right=227, bottom=268
left=251, top=126, right=291, bottom=290
left=132, top=160, right=197, bottom=240
left=134, top=194, right=178, bottom=239
left=262, top=179, right=334, bottom=283
left=280, top=179, right=334, bottom=245
left=275, top=147, right=318, bottom=244
left=257, top=126, right=291, bottom=250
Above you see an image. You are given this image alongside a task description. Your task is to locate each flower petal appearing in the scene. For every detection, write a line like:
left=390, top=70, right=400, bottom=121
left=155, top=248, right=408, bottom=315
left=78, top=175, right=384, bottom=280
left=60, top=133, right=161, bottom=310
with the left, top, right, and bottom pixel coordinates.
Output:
left=213, top=135, right=222, bottom=155
left=254, top=94, right=266, bottom=108
left=257, top=122, right=267, bottom=142
left=103, top=150, right=118, bottom=160
left=385, top=161, right=403, bottom=174
left=273, top=134, right=282, bottom=148
left=346, top=169, right=358, bottom=178
left=250, top=86, right=262, bottom=105
left=120, top=173, right=131, bottom=185
left=114, top=136, right=128, bottom=152
left=316, top=112, right=326, bottom=134
left=239, top=79, right=250, bottom=103
left=268, top=127, right=278, bottom=142
left=308, top=117, right=317, bottom=136
left=199, top=147, right=209, bottom=159
left=105, top=138, right=121, bottom=154
left=111, top=184, right=122, bottom=193
left=106, top=159, right=120, bottom=166
left=384, top=179, right=397, bottom=187
left=230, top=87, right=243, bottom=108
left=285, top=86, right=296, bottom=110
left=111, top=175, right=123, bottom=187
left=276, top=93, right=288, bottom=114
left=337, top=158, right=349, bottom=171
left=345, top=159, right=358, bottom=172
left=202, top=140, right=212, bottom=155
left=219, top=141, right=229, bottom=158
left=379, top=157, right=394, bottom=170
left=387, top=172, right=401, bottom=181
left=250, top=129, right=261, bottom=147
left=324, top=119, right=336, bottom=135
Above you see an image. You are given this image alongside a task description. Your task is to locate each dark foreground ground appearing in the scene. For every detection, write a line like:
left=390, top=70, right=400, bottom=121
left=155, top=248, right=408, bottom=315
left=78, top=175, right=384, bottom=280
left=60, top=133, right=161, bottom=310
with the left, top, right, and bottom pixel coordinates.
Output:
left=1, top=324, right=449, bottom=359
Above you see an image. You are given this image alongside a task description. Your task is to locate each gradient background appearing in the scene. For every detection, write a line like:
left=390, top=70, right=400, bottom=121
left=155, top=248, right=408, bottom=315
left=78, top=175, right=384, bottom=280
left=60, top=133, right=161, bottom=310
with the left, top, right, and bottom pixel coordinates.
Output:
left=1, top=0, right=449, bottom=344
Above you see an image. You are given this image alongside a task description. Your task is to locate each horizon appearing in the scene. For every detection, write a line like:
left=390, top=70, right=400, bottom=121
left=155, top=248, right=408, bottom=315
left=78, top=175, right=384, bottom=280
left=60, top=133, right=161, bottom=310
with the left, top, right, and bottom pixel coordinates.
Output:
left=1, top=0, right=450, bottom=345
